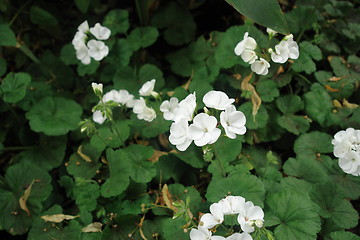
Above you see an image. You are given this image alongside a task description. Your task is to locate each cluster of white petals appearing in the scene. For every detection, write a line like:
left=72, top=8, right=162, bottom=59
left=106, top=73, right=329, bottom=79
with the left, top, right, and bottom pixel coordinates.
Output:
left=133, top=97, right=156, bottom=122
left=164, top=91, right=246, bottom=151
left=234, top=32, right=270, bottom=75
left=92, top=88, right=136, bottom=124
left=72, top=21, right=110, bottom=65
left=271, top=34, right=299, bottom=64
left=332, top=128, right=360, bottom=176
left=190, top=196, right=264, bottom=240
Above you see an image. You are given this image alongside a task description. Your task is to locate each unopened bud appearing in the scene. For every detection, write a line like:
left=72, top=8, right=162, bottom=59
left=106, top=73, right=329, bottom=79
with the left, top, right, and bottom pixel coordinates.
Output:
left=91, top=82, right=103, bottom=98
left=255, top=219, right=263, bottom=228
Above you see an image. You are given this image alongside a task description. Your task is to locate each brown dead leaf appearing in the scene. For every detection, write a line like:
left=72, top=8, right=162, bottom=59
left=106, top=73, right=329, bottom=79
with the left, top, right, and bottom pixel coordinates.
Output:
left=77, top=145, right=92, bottom=162
left=158, top=133, right=169, bottom=149
left=333, top=99, right=342, bottom=108
left=19, top=180, right=35, bottom=216
left=82, top=222, right=103, bottom=232
left=41, top=214, right=79, bottom=223
left=241, top=72, right=262, bottom=117
left=328, top=76, right=342, bottom=82
left=324, top=85, right=340, bottom=92
left=162, top=184, right=178, bottom=212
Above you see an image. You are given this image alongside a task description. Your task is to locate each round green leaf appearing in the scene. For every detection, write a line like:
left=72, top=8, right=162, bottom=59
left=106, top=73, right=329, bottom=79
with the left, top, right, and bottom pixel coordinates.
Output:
left=26, top=97, right=82, bottom=136
left=127, top=26, right=159, bottom=51
left=330, top=231, right=360, bottom=240
left=277, top=115, right=310, bottom=135
left=294, top=131, right=333, bottom=157
left=265, top=190, right=321, bottom=240
left=256, top=79, right=279, bottom=102
left=206, top=172, right=265, bottom=207
left=275, top=95, right=304, bottom=115
left=30, top=6, right=58, bottom=26
left=239, top=102, right=269, bottom=129
left=103, top=9, right=129, bottom=35
left=1, top=72, right=31, bottom=103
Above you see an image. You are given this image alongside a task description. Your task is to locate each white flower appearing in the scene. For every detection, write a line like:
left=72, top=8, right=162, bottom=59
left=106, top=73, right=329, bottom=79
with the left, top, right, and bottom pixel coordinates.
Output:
left=240, top=50, right=258, bottom=64
left=160, top=97, right=179, bottom=121
left=332, top=128, right=360, bottom=176
left=251, top=58, right=270, bottom=75
left=75, top=46, right=91, bottom=65
left=237, top=201, right=264, bottom=233
left=173, top=93, right=197, bottom=122
left=133, top=97, right=147, bottom=115
left=190, top=226, right=225, bottom=240
left=90, top=23, right=111, bottom=40
left=218, top=195, right=246, bottom=215
left=72, top=31, right=87, bottom=50
left=271, top=41, right=290, bottom=63
left=199, top=203, right=224, bottom=229
left=118, top=90, right=135, bottom=107
left=138, top=106, right=157, bottom=122
left=169, top=119, right=193, bottom=151
left=203, top=90, right=235, bottom=110
left=139, top=79, right=156, bottom=96
left=225, top=233, right=253, bottom=240
left=87, top=40, right=109, bottom=61
left=78, top=20, right=89, bottom=33
left=91, top=83, right=103, bottom=95
left=285, top=34, right=299, bottom=59
left=188, top=113, right=221, bottom=146
left=234, top=32, right=257, bottom=56
left=220, top=105, right=246, bottom=139
left=266, top=28, right=277, bottom=38
left=102, top=90, right=120, bottom=103
left=92, top=110, right=106, bottom=124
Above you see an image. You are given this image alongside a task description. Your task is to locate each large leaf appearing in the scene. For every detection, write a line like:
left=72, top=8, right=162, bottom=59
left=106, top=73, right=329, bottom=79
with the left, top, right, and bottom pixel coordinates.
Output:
left=26, top=97, right=82, bottom=136
left=225, top=0, right=289, bottom=34
left=265, top=190, right=321, bottom=240
left=0, top=24, right=17, bottom=46
left=1, top=72, right=31, bottom=103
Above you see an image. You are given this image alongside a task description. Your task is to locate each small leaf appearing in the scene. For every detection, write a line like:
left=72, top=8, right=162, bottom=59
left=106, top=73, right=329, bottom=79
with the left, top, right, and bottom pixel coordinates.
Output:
left=277, top=115, right=310, bottom=135
left=41, top=214, right=79, bottom=223
left=82, top=222, right=103, bottom=233
left=19, top=180, right=35, bottom=216
left=225, top=0, right=289, bottom=34
left=103, top=9, right=129, bottom=35
left=0, top=24, right=17, bottom=46
left=75, top=0, right=89, bottom=13
left=1, top=72, right=31, bottom=103
left=127, top=26, right=159, bottom=51
left=275, top=95, right=304, bottom=115
left=256, top=79, right=279, bottom=102
left=30, top=6, right=58, bottom=26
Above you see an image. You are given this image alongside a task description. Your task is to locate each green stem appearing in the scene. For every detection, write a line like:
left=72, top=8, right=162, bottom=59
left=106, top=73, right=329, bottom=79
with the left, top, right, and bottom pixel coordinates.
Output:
left=211, top=144, right=226, bottom=178
left=135, top=0, right=144, bottom=25
left=2, top=146, right=35, bottom=151
left=9, top=0, right=31, bottom=26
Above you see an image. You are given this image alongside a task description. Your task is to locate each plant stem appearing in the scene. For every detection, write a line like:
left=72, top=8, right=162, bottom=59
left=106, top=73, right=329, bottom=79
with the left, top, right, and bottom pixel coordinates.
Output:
left=2, top=146, right=35, bottom=151
left=211, top=144, right=226, bottom=178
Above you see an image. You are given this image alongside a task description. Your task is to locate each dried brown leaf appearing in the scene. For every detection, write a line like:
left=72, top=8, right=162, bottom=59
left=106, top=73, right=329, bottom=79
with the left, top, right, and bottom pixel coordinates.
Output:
left=241, top=72, right=262, bottom=117
left=82, top=222, right=103, bottom=232
left=77, top=145, right=92, bottom=162
left=162, top=184, right=178, bottom=212
left=19, top=180, right=35, bottom=216
left=41, top=214, right=79, bottom=223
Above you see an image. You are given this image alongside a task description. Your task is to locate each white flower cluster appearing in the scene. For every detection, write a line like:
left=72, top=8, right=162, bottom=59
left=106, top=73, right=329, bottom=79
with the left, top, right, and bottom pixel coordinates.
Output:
left=160, top=90, right=246, bottom=151
left=92, top=79, right=158, bottom=124
left=234, top=29, right=299, bottom=75
left=190, top=196, right=264, bottom=240
left=72, top=21, right=111, bottom=65
left=332, top=128, right=360, bottom=176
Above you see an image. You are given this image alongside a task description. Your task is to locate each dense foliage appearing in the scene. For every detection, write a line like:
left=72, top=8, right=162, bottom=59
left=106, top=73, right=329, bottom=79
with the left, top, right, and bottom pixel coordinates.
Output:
left=0, top=0, right=359, bottom=239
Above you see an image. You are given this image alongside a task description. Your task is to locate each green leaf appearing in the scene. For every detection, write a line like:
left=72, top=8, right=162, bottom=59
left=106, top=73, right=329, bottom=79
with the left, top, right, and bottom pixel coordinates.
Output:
left=60, top=44, right=78, bottom=66
left=225, top=0, right=289, bottom=34
left=280, top=177, right=313, bottom=196
left=206, top=172, right=265, bottom=207
left=73, top=179, right=100, bottom=212
left=303, top=89, right=333, bottom=127
left=127, top=26, right=159, bottom=51
left=101, top=148, right=131, bottom=198
left=139, top=64, right=165, bottom=90
left=311, top=183, right=358, bottom=229
left=275, top=95, right=304, bottom=114
left=256, top=79, right=279, bottom=102
left=335, top=174, right=360, bottom=200
left=103, top=9, right=129, bottom=35
left=121, top=144, right=155, bottom=183
left=77, top=60, right=100, bottom=76
left=16, top=135, right=66, bottom=170
left=28, top=206, right=82, bottom=240
left=26, top=97, right=82, bottom=136
left=160, top=217, right=188, bottom=240
left=75, top=0, right=89, bottom=13
left=90, top=120, right=131, bottom=151
left=265, top=190, right=321, bottom=240
left=30, top=6, right=58, bottom=26
left=0, top=161, right=52, bottom=234
left=1, top=72, right=31, bottom=103
left=277, top=115, right=310, bottom=135
left=330, top=231, right=360, bottom=240
left=285, top=6, right=317, bottom=34
left=151, top=2, right=196, bottom=46
left=108, top=39, right=133, bottom=67
left=66, top=153, right=101, bottom=180
left=239, top=102, right=269, bottom=129
left=168, top=183, right=202, bottom=216
left=173, top=144, right=206, bottom=169
left=292, top=42, right=322, bottom=74
left=294, top=131, right=333, bottom=158
left=0, top=24, right=17, bottom=46
left=283, top=156, right=329, bottom=184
